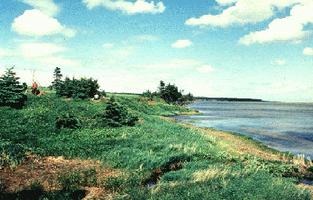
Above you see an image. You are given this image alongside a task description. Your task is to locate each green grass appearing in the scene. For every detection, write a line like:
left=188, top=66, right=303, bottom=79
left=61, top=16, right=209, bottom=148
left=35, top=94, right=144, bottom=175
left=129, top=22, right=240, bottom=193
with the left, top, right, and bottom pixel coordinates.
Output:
left=0, top=94, right=311, bottom=199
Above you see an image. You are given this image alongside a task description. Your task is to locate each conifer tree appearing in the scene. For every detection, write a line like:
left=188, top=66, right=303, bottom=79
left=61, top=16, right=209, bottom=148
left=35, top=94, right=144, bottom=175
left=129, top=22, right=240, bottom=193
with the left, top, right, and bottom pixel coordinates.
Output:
left=0, top=67, right=27, bottom=108
left=51, top=67, right=63, bottom=93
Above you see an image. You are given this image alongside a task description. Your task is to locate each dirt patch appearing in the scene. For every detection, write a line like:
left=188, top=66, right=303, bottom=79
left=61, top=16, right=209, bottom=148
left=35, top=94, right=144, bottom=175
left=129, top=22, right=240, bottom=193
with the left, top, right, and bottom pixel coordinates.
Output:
left=0, top=155, right=119, bottom=198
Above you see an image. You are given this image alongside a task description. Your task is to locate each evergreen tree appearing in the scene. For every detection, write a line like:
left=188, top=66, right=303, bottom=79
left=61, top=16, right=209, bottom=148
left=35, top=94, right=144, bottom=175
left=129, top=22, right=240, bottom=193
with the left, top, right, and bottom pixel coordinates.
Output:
left=51, top=67, right=63, bottom=95
left=0, top=67, right=27, bottom=108
left=158, top=80, right=165, bottom=95
left=55, top=77, right=100, bottom=99
left=96, top=97, right=138, bottom=127
left=160, top=83, right=183, bottom=104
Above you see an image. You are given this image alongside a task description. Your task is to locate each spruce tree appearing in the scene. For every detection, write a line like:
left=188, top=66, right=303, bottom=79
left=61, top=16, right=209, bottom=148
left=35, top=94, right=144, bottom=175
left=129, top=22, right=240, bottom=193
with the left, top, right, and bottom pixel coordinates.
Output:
left=51, top=67, right=63, bottom=94
left=0, top=67, right=27, bottom=108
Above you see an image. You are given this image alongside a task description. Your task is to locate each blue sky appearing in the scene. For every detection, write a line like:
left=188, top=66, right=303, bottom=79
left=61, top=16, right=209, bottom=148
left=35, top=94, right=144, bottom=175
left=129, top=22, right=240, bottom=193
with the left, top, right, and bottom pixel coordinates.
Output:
left=0, top=0, right=312, bottom=102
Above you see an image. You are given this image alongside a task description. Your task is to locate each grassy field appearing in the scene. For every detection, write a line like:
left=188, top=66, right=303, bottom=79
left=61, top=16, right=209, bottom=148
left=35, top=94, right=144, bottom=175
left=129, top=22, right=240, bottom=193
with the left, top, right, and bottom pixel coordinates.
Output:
left=0, top=93, right=312, bottom=199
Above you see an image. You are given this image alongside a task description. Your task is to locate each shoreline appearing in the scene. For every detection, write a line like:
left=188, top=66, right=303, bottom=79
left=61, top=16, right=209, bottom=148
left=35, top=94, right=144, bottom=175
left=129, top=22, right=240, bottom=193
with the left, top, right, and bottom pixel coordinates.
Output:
left=170, top=109, right=313, bottom=179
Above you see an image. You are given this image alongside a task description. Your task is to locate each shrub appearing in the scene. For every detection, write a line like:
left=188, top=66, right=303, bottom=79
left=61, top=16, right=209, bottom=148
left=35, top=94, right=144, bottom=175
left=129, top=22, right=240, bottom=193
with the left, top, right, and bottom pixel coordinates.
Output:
left=81, top=168, right=98, bottom=186
left=0, top=67, right=27, bottom=108
left=96, top=97, right=138, bottom=127
left=56, top=77, right=99, bottom=99
left=142, top=90, right=157, bottom=101
left=0, top=140, right=28, bottom=168
left=143, top=81, right=194, bottom=104
left=55, top=113, right=82, bottom=130
left=58, top=171, right=82, bottom=191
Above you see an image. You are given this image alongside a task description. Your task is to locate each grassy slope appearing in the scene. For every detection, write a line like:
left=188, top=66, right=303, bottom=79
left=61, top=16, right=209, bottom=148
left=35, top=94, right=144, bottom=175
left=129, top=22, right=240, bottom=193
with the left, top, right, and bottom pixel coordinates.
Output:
left=0, top=94, right=312, bottom=199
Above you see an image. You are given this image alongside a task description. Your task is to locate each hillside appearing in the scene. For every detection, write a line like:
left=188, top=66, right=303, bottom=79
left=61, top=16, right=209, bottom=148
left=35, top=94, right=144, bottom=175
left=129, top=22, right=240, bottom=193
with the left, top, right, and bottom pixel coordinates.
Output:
left=0, top=93, right=312, bottom=199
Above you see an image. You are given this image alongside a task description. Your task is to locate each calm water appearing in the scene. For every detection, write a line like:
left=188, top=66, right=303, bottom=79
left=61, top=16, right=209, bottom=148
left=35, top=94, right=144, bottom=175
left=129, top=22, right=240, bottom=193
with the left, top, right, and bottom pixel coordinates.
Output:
left=174, top=101, right=313, bottom=159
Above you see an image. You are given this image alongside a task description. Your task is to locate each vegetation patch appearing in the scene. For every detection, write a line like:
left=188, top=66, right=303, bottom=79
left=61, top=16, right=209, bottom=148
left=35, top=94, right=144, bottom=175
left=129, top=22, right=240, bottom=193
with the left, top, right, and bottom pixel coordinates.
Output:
left=143, top=155, right=192, bottom=187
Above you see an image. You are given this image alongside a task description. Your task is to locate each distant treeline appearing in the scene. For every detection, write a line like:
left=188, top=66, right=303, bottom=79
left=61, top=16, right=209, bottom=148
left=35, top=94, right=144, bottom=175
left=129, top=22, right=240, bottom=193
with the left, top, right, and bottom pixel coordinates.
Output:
left=195, top=97, right=264, bottom=102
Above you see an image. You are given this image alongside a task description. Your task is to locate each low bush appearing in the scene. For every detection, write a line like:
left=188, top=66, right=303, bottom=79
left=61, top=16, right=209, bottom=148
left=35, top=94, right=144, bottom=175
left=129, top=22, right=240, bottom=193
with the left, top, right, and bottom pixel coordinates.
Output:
left=58, top=171, right=82, bottom=191
left=95, top=97, right=138, bottom=127
left=55, top=113, right=82, bottom=130
left=0, top=140, right=28, bottom=168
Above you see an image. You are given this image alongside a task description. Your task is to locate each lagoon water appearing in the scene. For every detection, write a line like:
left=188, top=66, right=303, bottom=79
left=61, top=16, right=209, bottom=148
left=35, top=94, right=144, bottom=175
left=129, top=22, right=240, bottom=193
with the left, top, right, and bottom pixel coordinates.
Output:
left=174, top=101, right=313, bottom=159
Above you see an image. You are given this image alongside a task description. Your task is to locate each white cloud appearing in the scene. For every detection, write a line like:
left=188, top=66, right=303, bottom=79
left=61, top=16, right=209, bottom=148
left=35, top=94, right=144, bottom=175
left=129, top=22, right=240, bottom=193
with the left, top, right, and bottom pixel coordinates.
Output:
left=239, top=2, right=313, bottom=45
left=19, top=42, right=66, bottom=58
left=303, top=47, right=313, bottom=56
left=83, top=0, right=165, bottom=15
left=272, top=59, right=286, bottom=66
left=171, top=39, right=193, bottom=49
left=17, top=42, right=80, bottom=67
left=12, top=9, right=76, bottom=37
left=186, top=0, right=301, bottom=27
left=21, top=0, right=59, bottom=16
left=197, top=65, right=215, bottom=73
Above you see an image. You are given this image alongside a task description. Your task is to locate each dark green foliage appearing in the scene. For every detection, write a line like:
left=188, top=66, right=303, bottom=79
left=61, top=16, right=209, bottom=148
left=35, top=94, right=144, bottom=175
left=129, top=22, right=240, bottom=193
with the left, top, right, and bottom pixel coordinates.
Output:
left=159, top=82, right=183, bottom=104
left=58, top=169, right=97, bottom=190
left=143, top=81, right=194, bottom=104
left=102, top=176, right=125, bottom=192
left=51, top=67, right=63, bottom=93
left=58, top=171, right=82, bottom=191
left=56, top=77, right=99, bottom=99
left=142, top=90, right=158, bottom=101
left=55, top=113, right=82, bottom=130
left=179, top=93, right=194, bottom=104
left=96, top=97, right=139, bottom=127
left=0, top=140, right=28, bottom=167
left=0, top=67, right=27, bottom=108
left=80, top=168, right=98, bottom=186
left=99, top=90, right=107, bottom=97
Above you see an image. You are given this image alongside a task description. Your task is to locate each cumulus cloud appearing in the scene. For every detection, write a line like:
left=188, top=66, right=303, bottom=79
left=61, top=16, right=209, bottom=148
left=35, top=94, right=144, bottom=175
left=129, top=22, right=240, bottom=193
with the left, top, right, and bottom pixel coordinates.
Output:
left=21, top=0, right=59, bottom=16
left=12, top=9, right=75, bottom=37
left=185, top=0, right=313, bottom=45
left=239, top=2, right=313, bottom=45
left=197, top=65, right=215, bottom=73
left=186, top=0, right=298, bottom=27
left=12, top=9, right=76, bottom=37
left=83, top=0, right=165, bottom=15
left=303, top=47, right=313, bottom=56
left=171, top=39, right=193, bottom=49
